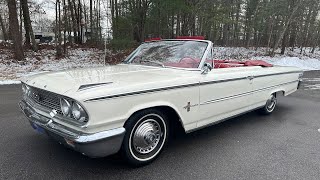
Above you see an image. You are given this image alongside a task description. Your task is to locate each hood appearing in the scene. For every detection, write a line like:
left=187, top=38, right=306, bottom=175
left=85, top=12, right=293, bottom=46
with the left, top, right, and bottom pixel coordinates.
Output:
left=23, top=64, right=199, bottom=100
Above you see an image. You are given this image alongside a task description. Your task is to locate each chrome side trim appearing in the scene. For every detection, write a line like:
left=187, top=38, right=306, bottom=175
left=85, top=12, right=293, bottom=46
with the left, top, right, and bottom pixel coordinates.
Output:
left=200, top=77, right=246, bottom=86
left=85, top=71, right=301, bottom=102
left=254, top=71, right=302, bottom=78
left=200, top=80, right=299, bottom=105
left=85, top=82, right=201, bottom=102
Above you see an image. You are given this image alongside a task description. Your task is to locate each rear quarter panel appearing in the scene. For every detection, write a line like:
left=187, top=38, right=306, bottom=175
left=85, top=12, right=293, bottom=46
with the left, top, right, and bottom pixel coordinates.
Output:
left=250, top=66, right=302, bottom=106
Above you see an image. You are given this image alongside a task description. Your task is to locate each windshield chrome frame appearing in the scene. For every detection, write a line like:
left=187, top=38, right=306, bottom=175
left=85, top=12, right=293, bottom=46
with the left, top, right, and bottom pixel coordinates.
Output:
left=123, top=39, right=212, bottom=71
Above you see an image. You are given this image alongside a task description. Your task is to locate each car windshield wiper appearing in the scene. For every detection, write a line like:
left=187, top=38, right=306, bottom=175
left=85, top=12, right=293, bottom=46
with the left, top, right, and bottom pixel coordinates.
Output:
left=140, top=60, right=165, bottom=67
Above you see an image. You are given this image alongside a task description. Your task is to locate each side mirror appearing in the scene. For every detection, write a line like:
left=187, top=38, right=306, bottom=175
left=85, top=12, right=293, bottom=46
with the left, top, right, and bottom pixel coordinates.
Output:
left=201, top=62, right=213, bottom=74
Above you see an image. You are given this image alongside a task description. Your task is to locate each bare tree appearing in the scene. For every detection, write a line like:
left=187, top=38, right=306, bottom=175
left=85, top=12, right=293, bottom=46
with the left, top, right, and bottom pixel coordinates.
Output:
left=56, top=0, right=62, bottom=57
left=90, top=0, right=93, bottom=41
left=7, top=0, right=24, bottom=60
left=0, top=11, right=8, bottom=41
left=21, top=0, right=38, bottom=51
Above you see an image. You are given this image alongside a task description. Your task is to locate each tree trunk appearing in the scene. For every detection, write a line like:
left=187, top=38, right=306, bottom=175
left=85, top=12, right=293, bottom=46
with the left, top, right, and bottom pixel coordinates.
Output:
left=110, top=0, right=115, bottom=38
left=68, top=0, right=76, bottom=44
left=7, top=0, right=24, bottom=60
left=310, top=31, right=319, bottom=54
left=300, top=5, right=312, bottom=54
left=0, top=13, right=8, bottom=41
left=56, top=0, right=62, bottom=57
left=222, top=23, right=229, bottom=46
left=78, top=0, right=82, bottom=44
left=19, top=2, right=23, bottom=44
left=21, top=0, right=38, bottom=51
left=63, top=0, right=67, bottom=54
left=234, top=0, right=241, bottom=46
left=245, top=1, right=259, bottom=48
left=90, top=0, right=94, bottom=41
left=72, top=0, right=80, bottom=43
left=281, top=28, right=288, bottom=54
left=176, top=12, right=180, bottom=37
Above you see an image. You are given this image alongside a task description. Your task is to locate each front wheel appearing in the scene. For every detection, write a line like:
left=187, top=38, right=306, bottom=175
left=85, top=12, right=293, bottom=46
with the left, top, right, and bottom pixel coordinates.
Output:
left=122, top=109, right=169, bottom=166
left=258, top=93, right=277, bottom=115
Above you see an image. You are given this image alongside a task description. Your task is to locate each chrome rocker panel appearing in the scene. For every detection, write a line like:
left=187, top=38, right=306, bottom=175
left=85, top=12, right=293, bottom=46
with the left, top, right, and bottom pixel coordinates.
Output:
left=19, top=100, right=125, bottom=158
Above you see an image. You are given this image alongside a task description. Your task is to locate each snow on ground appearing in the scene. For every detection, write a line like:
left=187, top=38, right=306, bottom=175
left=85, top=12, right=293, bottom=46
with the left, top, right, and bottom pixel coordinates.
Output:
left=0, top=80, right=21, bottom=85
left=1, top=46, right=320, bottom=84
left=214, top=47, right=320, bottom=71
left=261, top=57, right=320, bottom=70
left=0, top=48, right=108, bottom=84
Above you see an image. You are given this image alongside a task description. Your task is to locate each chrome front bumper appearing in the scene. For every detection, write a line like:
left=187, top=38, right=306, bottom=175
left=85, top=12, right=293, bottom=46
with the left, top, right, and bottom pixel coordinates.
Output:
left=19, top=100, right=126, bottom=158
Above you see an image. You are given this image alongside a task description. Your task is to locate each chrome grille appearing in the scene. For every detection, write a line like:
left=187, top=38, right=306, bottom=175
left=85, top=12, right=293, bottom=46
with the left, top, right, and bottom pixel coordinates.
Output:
left=28, top=86, right=67, bottom=115
left=23, top=84, right=88, bottom=126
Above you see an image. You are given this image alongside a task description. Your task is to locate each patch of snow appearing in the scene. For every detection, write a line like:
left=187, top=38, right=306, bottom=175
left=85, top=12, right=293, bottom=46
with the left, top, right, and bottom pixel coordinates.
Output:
left=214, top=47, right=320, bottom=71
left=256, top=57, right=320, bottom=71
left=0, top=48, right=110, bottom=84
left=0, top=80, right=21, bottom=85
left=22, top=71, right=51, bottom=77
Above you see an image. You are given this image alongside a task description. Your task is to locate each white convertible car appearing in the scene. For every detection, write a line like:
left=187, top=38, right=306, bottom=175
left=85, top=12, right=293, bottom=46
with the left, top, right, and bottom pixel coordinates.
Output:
left=20, top=37, right=303, bottom=166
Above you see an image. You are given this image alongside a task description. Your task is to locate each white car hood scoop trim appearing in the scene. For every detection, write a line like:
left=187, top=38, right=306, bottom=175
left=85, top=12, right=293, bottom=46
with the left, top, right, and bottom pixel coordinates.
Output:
left=78, top=82, right=113, bottom=91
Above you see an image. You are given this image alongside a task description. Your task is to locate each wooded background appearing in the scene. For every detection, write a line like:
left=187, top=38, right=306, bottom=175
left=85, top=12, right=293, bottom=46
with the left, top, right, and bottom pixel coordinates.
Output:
left=1, top=0, right=320, bottom=60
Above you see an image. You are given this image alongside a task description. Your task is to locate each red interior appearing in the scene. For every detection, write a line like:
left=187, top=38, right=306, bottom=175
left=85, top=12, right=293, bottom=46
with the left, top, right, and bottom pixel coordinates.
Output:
left=145, top=37, right=162, bottom=42
left=164, top=58, right=201, bottom=68
left=164, top=59, right=272, bottom=69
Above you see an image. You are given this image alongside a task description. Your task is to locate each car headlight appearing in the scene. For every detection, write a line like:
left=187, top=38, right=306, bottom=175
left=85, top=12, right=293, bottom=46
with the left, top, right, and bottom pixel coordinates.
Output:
left=71, top=102, right=87, bottom=122
left=60, top=98, right=71, bottom=116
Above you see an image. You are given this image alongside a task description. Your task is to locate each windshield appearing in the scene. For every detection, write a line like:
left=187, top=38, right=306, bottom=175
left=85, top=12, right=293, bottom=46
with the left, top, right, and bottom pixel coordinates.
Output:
left=125, top=40, right=208, bottom=69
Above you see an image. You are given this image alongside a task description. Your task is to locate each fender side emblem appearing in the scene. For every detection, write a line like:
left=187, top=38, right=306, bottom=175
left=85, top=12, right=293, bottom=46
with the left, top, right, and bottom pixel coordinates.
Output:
left=184, top=102, right=191, bottom=112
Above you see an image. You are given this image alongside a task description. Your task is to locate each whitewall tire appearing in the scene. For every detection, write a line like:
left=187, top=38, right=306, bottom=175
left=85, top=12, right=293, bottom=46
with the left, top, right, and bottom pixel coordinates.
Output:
left=259, top=93, right=277, bottom=115
left=122, top=109, right=169, bottom=166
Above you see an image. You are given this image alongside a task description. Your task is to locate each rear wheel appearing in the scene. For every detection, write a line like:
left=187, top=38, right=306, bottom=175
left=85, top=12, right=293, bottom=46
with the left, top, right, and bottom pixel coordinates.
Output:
left=258, top=93, right=277, bottom=115
left=122, top=109, right=169, bottom=166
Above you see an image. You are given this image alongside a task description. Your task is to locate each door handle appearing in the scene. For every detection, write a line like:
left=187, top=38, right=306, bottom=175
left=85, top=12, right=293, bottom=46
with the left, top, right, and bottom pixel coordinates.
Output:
left=247, top=76, right=254, bottom=80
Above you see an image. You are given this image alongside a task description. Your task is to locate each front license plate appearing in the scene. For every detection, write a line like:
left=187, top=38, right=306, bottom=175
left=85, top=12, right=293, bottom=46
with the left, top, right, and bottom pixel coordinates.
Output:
left=31, top=123, right=45, bottom=134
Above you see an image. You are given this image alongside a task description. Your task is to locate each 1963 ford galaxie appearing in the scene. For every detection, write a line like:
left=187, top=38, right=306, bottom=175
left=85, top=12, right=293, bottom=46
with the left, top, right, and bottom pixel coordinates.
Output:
left=19, top=37, right=303, bottom=166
